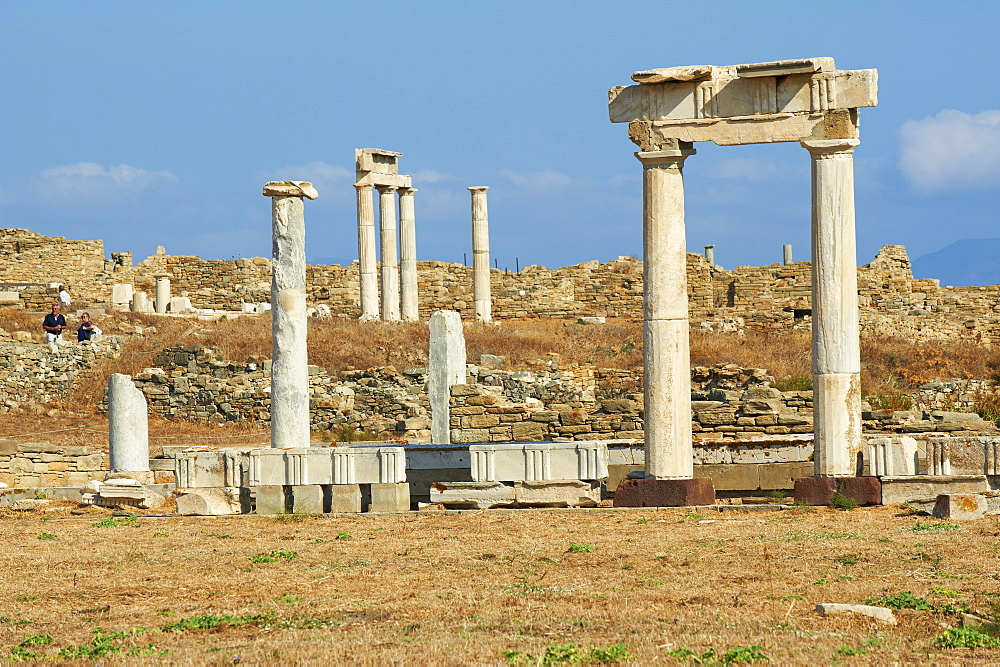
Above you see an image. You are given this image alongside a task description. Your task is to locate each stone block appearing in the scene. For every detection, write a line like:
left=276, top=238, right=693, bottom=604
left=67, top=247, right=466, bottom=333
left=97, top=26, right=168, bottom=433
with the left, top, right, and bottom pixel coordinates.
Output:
left=613, top=478, right=716, bottom=507
left=933, top=494, right=987, bottom=520
left=511, top=421, right=547, bottom=441
left=248, top=446, right=406, bottom=485
left=291, top=485, right=324, bottom=514
left=696, top=463, right=760, bottom=491
left=759, top=462, right=813, bottom=490
left=175, top=487, right=245, bottom=515
left=450, top=428, right=491, bottom=444
left=428, top=481, right=516, bottom=509
left=880, top=475, right=988, bottom=505
left=741, top=399, right=784, bottom=416
left=329, top=485, right=362, bottom=513
left=793, top=477, right=881, bottom=506
left=514, top=480, right=600, bottom=507
left=370, top=482, right=410, bottom=512
left=865, top=436, right=919, bottom=476
left=112, top=284, right=133, bottom=306
left=0, top=291, right=19, bottom=305
left=606, top=464, right=644, bottom=493
left=815, top=603, right=896, bottom=625
left=254, top=485, right=288, bottom=514
left=469, top=442, right=608, bottom=482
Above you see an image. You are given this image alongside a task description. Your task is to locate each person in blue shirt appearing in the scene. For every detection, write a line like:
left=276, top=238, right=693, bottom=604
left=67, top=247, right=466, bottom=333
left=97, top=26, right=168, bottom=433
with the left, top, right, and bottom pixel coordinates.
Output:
left=77, top=312, right=100, bottom=342
left=42, top=304, right=67, bottom=352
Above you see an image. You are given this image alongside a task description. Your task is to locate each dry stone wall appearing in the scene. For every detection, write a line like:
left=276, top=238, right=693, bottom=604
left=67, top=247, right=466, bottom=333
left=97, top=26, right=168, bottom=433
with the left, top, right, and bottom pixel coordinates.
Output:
left=0, top=441, right=107, bottom=488
left=5, top=228, right=1000, bottom=345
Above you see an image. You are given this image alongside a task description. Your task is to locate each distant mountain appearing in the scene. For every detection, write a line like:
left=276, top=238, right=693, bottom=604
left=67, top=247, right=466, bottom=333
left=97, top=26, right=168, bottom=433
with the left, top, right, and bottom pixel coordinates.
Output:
left=912, top=239, right=1000, bottom=287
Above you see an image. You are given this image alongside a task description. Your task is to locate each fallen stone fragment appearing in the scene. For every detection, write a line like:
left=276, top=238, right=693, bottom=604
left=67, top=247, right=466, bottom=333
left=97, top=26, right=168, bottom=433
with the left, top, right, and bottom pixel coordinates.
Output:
left=815, top=603, right=896, bottom=625
left=933, top=494, right=987, bottom=520
left=174, top=488, right=244, bottom=516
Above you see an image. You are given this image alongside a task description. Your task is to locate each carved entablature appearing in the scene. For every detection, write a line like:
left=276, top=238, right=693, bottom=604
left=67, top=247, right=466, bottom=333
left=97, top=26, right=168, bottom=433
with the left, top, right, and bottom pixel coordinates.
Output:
left=355, top=148, right=412, bottom=188
left=608, top=57, right=877, bottom=149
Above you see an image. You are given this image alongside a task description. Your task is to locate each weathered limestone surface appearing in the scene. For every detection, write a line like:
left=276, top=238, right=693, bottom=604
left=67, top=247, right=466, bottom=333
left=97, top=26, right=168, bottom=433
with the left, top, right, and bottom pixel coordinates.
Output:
left=399, top=187, right=419, bottom=322
left=107, top=373, right=149, bottom=473
left=469, top=187, right=492, bottom=323
left=429, top=311, right=466, bottom=444
left=354, top=184, right=379, bottom=320
left=265, top=183, right=314, bottom=449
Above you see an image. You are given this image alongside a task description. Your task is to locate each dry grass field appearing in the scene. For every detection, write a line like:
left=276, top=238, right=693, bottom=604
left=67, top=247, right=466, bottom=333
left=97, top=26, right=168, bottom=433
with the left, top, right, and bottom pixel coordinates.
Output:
left=1, top=503, right=1000, bottom=664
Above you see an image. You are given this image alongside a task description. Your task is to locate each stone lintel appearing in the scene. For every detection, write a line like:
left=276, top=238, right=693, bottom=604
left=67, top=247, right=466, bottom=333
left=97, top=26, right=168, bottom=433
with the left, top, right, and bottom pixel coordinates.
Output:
left=356, top=147, right=403, bottom=178
left=629, top=108, right=859, bottom=149
left=610, top=68, right=877, bottom=125
left=262, top=181, right=319, bottom=200
left=355, top=172, right=412, bottom=188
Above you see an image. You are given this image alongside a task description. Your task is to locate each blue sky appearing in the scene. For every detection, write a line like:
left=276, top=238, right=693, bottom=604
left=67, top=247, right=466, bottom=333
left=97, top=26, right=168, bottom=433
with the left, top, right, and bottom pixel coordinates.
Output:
left=2, top=1, right=999, bottom=278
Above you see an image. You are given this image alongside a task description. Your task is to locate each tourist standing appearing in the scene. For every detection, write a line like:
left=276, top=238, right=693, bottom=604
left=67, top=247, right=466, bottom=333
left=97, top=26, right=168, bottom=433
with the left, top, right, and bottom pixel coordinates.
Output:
left=43, top=304, right=67, bottom=352
left=58, top=285, right=71, bottom=310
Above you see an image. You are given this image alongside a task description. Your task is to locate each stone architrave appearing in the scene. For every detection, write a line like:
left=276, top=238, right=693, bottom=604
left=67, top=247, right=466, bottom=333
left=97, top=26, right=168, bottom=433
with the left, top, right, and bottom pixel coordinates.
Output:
left=108, top=373, right=149, bottom=474
left=399, top=187, right=419, bottom=321
left=429, top=310, right=466, bottom=444
left=354, top=184, right=379, bottom=321
left=609, top=58, right=877, bottom=489
left=262, top=180, right=318, bottom=449
left=377, top=185, right=401, bottom=322
left=469, top=187, right=492, bottom=323
left=154, top=275, right=170, bottom=314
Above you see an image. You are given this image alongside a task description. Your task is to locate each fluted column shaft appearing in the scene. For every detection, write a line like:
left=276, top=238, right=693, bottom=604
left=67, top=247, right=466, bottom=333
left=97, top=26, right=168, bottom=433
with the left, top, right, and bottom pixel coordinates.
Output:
left=399, top=187, right=419, bottom=322
left=355, top=184, right=379, bottom=321
left=377, top=185, right=401, bottom=322
left=803, top=139, right=862, bottom=477
left=469, top=186, right=491, bottom=323
left=638, top=149, right=695, bottom=480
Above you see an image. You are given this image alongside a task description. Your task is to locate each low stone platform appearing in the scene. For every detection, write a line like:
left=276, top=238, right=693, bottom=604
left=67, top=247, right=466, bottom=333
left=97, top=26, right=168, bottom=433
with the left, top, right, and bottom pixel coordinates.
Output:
left=793, top=477, right=881, bottom=506
left=613, top=478, right=716, bottom=507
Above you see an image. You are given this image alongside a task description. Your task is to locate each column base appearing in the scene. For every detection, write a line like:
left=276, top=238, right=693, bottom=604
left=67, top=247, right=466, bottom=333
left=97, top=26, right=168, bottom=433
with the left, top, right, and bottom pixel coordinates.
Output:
left=793, top=477, right=881, bottom=506
left=613, top=478, right=715, bottom=507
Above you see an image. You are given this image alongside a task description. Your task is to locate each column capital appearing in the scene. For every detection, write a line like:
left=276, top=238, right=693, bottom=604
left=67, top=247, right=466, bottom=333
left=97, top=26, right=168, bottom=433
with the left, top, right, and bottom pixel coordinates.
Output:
left=375, top=184, right=398, bottom=194
left=635, top=149, right=696, bottom=167
left=353, top=182, right=374, bottom=191
left=801, top=138, right=859, bottom=158
left=262, top=180, right=318, bottom=199
left=468, top=186, right=489, bottom=193
left=398, top=187, right=418, bottom=196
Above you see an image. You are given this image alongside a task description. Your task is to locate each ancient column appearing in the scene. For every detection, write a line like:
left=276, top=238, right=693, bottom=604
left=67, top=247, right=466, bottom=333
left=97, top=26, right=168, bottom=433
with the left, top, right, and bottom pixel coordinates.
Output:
left=703, top=245, right=715, bottom=265
left=398, top=187, right=419, bottom=322
left=638, top=149, right=696, bottom=479
left=802, top=139, right=862, bottom=477
left=108, top=373, right=149, bottom=474
left=783, top=244, right=793, bottom=266
left=154, top=275, right=170, bottom=314
left=355, top=184, right=379, bottom=321
left=263, top=180, right=318, bottom=449
left=428, top=310, right=466, bottom=444
left=377, top=185, right=401, bottom=322
left=469, top=186, right=491, bottom=323
left=130, top=291, right=149, bottom=313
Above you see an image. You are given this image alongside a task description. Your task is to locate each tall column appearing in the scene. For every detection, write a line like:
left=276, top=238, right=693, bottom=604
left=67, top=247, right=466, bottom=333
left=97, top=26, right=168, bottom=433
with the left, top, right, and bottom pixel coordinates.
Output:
left=468, top=186, right=491, bottom=323
left=802, top=139, right=862, bottom=477
left=154, top=275, right=170, bottom=314
left=355, top=184, right=379, bottom=321
left=263, top=180, right=318, bottom=449
left=638, top=149, right=696, bottom=480
left=377, top=185, right=401, bottom=322
left=399, top=187, right=419, bottom=322
left=783, top=244, right=793, bottom=266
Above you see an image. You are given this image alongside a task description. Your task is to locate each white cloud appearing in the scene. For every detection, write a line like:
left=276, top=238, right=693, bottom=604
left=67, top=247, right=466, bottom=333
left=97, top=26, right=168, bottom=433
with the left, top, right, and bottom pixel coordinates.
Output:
left=899, top=109, right=1000, bottom=191
left=31, top=162, right=177, bottom=205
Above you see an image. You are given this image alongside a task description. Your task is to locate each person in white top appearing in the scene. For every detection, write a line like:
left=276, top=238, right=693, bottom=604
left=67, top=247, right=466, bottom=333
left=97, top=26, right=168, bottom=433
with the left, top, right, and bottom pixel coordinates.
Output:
left=58, top=285, right=71, bottom=309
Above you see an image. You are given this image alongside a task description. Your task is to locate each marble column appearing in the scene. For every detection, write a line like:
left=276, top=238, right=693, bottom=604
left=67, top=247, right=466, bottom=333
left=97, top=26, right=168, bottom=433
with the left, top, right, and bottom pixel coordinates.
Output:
left=428, top=310, right=466, bottom=444
left=377, top=185, right=401, bottom=322
left=637, top=148, right=696, bottom=480
left=783, top=244, right=793, bottom=266
left=703, top=245, right=715, bottom=265
left=468, top=186, right=491, bottom=323
left=355, top=184, right=379, bottom=321
left=399, top=187, right=419, bottom=322
left=108, top=373, right=149, bottom=474
left=154, top=275, right=170, bottom=314
left=802, top=139, right=862, bottom=477
left=263, top=180, right=318, bottom=449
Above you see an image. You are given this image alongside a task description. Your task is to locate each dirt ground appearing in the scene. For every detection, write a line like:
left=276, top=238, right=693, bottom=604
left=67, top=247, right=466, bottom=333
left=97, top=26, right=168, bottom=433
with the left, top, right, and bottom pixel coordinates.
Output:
left=0, top=504, right=998, bottom=664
